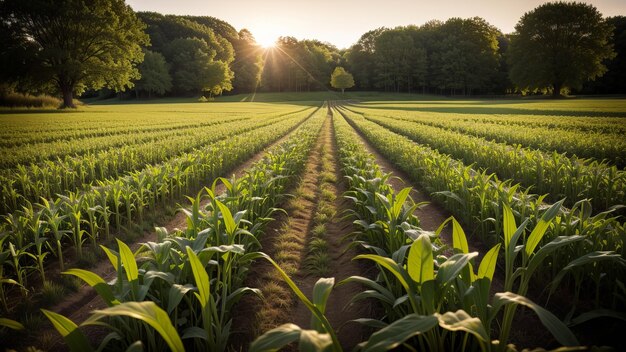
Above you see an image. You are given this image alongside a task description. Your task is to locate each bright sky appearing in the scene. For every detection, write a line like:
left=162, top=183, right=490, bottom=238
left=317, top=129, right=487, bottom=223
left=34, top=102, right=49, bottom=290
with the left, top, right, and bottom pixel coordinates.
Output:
left=127, top=0, right=626, bottom=49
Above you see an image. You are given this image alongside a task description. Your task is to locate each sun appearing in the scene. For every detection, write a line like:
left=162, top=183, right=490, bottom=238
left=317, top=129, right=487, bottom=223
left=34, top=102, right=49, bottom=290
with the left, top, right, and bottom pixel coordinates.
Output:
left=252, top=27, right=279, bottom=48
left=256, top=35, right=277, bottom=49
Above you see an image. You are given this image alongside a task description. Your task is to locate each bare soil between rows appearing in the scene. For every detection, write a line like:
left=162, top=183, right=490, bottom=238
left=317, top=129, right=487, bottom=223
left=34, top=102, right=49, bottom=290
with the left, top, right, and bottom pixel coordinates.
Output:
left=232, top=111, right=372, bottom=350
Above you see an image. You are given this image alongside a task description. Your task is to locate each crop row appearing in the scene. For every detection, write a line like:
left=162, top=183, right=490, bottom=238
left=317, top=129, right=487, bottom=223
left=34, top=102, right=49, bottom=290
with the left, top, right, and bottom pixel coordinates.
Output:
left=337, top=106, right=625, bottom=302
left=0, top=108, right=316, bottom=215
left=0, top=107, right=320, bottom=314
left=247, top=106, right=618, bottom=351
left=353, top=109, right=626, bottom=212
left=0, top=108, right=308, bottom=169
left=36, top=105, right=327, bottom=351
left=350, top=105, right=626, bottom=167
left=0, top=114, right=256, bottom=148
left=362, top=106, right=626, bottom=134
left=308, top=108, right=595, bottom=351
left=0, top=106, right=300, bottom=142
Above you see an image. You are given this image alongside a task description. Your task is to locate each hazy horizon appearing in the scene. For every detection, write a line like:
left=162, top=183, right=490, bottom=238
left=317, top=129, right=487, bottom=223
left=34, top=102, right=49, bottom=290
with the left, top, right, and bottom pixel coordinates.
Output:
left=126, top=0, right=626, bottom=48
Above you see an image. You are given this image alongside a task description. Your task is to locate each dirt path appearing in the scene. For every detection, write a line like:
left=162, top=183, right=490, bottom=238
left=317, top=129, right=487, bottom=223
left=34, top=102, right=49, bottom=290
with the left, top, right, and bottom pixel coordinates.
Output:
left=291, top=111, right=369, bottom=349
left=42, top=110, right=317, bottom=351
left=233, top=111, right=370, bottom=350
left=232, top=117, right=328, bottom=347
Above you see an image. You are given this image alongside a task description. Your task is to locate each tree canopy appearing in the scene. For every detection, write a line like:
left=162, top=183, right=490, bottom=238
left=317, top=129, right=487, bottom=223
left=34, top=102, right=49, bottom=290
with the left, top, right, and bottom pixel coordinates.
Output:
left=508, top=2, right=615, bottom=96
left=345, top=18, right=504, bottom=95
left=0, top=0, right=149, bottom=107
left=1, top=2, right=624, bottom=101
left=135, top=50, right=172, bottom=97
left=330, top=67, right=355, bottom=93
left=261, top=37, right=341, bottom=92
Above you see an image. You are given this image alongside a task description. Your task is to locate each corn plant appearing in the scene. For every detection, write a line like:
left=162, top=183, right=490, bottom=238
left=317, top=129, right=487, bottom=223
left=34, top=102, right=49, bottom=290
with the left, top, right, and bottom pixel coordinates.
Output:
left=0, top=247, right=23, bottom=312
left=354, top=108, right=626, bottom=212
left=59, top=193, right=86, bottom=260
left=42, top=301, right=184, bottom=352
left=40, top=198, right=70, bottom=271
left=44, top=110, right=327, bottom=350
left=337, top=106, right=625, bottom=299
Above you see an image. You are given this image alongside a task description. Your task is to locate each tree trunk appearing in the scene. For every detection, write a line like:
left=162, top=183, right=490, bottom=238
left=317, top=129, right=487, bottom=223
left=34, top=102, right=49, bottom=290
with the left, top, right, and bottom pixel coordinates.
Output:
left=60, top=85, right=75, bottom=109
left=552, top=82, right=562, bottom=97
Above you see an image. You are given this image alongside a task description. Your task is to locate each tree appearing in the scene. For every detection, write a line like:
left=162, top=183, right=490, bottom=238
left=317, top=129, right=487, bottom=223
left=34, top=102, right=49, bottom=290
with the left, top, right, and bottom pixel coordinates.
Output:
left=0, top=0, right=149, bottom=108
left=231, top=29, right=263, bottom=93
left=330, top=67, right=355, bottom=94
left=346, top=28, right=386, bottom=90
left=430, top=18, right=500, bottom=95
left=203, top=61, right=234, bottom=97
left=582, top=16, right=626, bottom=94
left=373, top=28, right=427, bottom=93
left=135, top=51, right=172, bottom=98
left=508, top=2, right=615, bottom=97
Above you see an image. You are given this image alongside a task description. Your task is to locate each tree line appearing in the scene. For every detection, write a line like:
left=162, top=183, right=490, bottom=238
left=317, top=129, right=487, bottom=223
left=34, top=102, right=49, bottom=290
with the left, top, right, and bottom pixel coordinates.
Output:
left=0, top=1, right=624, bottom=108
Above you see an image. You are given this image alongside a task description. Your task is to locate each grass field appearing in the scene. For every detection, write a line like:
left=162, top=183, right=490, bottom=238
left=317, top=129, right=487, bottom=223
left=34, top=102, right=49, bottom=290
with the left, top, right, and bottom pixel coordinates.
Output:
left=1, top=93, right=625, bottom=351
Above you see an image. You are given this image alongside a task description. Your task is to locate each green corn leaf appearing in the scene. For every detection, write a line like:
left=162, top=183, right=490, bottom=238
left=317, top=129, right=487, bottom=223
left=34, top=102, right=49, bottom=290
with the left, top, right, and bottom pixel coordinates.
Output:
left=434, top=216, right=453, bottom=236
left=569, top=309, right=626, bottom=326
left=0, top=317, right=24, bottom=330
left=451, top=217, right=468, bottom=254
left=392, top=187, right=412, bottom=219
left=250, top=323, right=302, bottom=352
left=99, top=245, right=119, bottom=271
left=167, top=284, right=194, bottom=314
left=436, top=310, right=489, bottom=343
left=407, top=234, right=433, bottom=285
left=258, top=253, right=339, bottom=348
left=63, top=269, right=119, bottom=307
left=355, top=254, right=410, bottom=291
left=525, top=199, right=564, bottom=256
left=550, top=251, right=624, bottom=295
left=337, top=276, right=395, bottom=304
left=41, top=309, right=93, bottom=352
left=495, top=292, right=578, bottom=346
left=186, top=246, right=210, bottom=308
left=362, top=314, right=438, bottom=352
left=215, top=199, right=237, bottom=235
left=312, top=277, right=334, bottom=314
left=526, top=236, right=584, bottom=284
left=299, top=329, right=334, bottom=352
left=436, top=252, right=478, bottom=285
left=478, top=243, right=501, bottom=281
left=86, top=301, right=183, bottom=352
left=125, top=341, right=144, bottom=352
left=503, top=205, right=516, bottom=251
left=117, top=239, right=138, bottom=283
left=311, top=278, right=335, bottom=333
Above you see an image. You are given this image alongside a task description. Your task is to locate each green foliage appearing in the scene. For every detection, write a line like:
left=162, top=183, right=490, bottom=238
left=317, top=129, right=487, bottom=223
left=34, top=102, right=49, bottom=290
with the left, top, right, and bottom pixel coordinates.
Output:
left=346, top=19, right=502, bottom=94
left=135, top=50, right=172, bottom=97
left=330, top=67, right=355, bottom=93
left=0, top=0, right=149, bottom=108
left=261, top=37, right=340, bottom=92
left=508, top=2, right=615, bottom=96
left=231, top=29, right=263, bottom=93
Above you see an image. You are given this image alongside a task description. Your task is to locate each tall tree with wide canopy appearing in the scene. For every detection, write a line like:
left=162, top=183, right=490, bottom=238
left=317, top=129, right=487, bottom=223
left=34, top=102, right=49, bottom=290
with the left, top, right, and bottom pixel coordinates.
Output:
left=425, top=18, right=500, bottom=95
left=508, top=1, right=615, bottom=96
left=0, top=0, right=149, bottom=108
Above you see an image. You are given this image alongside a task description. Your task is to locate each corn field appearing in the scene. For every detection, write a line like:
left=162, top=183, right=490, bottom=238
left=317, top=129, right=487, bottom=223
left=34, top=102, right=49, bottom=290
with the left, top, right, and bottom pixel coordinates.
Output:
left=1, top=98, right=624, bottom=351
